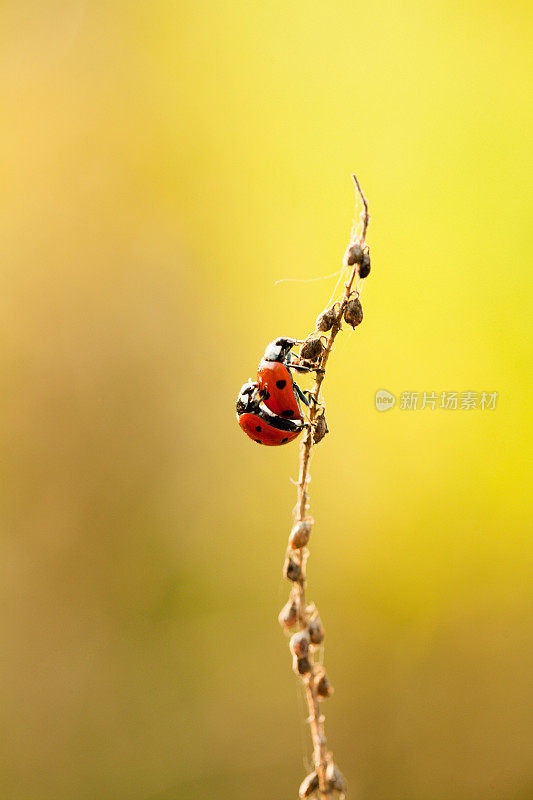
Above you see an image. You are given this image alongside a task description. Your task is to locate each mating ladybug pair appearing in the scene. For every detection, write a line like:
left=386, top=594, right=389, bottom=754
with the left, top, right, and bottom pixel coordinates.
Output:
left=236, top=338, right=313, bottom=446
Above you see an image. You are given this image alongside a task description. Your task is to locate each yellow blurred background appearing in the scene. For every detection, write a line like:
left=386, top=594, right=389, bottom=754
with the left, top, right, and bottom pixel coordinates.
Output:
left=1, top=2, right=531, bottom=799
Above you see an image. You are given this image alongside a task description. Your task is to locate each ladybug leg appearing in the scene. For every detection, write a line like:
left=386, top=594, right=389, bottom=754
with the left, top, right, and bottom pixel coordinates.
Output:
left=304, top=391, right=320, bottom=409
left=289, top=358, right=314, bottom=373
left=298, top=387, right=325, bottom=414
left=293, top=382, right=311, bottom=408
left=290, top=357, right=326, bottom=375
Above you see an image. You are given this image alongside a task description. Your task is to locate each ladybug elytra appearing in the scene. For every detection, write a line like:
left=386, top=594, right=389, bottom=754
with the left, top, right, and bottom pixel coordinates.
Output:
left=257, top=337, right=309, bottom=422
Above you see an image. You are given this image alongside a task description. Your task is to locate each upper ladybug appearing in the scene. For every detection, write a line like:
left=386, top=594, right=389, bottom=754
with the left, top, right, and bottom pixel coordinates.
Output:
left=257, top=338, right=304, bottom=421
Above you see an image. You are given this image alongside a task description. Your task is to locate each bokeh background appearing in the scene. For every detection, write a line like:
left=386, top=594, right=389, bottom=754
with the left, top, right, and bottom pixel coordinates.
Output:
left=1, top=2, right=532, bottom=799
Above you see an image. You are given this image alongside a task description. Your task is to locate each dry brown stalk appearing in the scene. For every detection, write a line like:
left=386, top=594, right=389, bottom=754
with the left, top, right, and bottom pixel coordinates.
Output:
left=281, top=174, right=370, bottom=799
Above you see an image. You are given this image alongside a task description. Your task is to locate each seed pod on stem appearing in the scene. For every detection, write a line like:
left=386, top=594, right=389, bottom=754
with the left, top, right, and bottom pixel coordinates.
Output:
left=290, top=630, right=310, bottom=658
left=312, top=412, right=328, bottom=445
left=299, top=771, right=319, bottom=798
left=343, top=241, right=364, bottom=267
left=344, top=296, right=363, bottom=328
left=308, top=614, right=325, bottom=645
left=278, top=597, right=298, bottom=630
left=315, top=666, right=334, bottom=699
left=315, top=305, right=338, bottom=332
left=359, top=248, right=371, bottom=278
left=326, top=756, right=347, bottom=797
left=283, top=555, right=301, bottom=582
left=300, top=337, right=324, bottom=363
left=293, top=654, right=312, bottom=675
left=289, top=519, right=312, bottom=549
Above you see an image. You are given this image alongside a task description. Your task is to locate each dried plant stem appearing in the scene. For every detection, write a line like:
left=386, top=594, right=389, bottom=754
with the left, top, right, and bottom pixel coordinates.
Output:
left=305, top=678, right=328, bottom=795
left=286, top=174, right=369, bottom=799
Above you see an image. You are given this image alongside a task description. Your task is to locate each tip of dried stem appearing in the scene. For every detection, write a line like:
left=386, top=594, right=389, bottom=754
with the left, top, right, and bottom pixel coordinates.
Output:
left=351, top=172, right=367, bottom=205
left=351, top=172, right=369, bottom=242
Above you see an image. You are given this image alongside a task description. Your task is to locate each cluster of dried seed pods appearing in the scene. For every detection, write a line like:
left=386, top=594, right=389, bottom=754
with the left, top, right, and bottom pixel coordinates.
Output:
left=277, top=174, right=371, bottom=799
left=316, top=293, right=364, bottom=337
left=279, top=512, right=340, bottom=797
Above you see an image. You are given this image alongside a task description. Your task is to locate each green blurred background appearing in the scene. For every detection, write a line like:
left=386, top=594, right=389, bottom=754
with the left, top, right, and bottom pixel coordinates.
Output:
left=1, top=2, right=532, bottom=799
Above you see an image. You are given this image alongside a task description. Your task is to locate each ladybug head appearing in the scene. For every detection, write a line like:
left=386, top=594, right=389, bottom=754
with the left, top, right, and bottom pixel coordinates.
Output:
left=263, top=337, right=298, bottom=363
left=236, top=381, right=259, bottom=414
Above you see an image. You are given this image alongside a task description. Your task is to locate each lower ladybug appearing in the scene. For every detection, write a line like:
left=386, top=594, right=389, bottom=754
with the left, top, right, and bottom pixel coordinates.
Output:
left=257, top=337, right=309, bottom=421
left=236, top=381, right=303, bottom=446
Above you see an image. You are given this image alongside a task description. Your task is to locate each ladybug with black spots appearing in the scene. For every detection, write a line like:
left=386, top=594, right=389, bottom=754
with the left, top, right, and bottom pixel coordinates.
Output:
left=236, top=381, right=304, bottom=446
left=257, top=337, right=310, bottom=422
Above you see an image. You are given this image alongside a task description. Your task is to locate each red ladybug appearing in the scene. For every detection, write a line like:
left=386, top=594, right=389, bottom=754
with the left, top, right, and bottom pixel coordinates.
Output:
left=236, top=381, right=303, bottom=446
left=257, top=337, right=308, bottom=421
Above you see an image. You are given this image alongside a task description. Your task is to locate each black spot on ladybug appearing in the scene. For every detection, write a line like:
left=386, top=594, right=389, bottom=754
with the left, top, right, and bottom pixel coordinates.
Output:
left=276, top=379, right=287, bottom=389
left=255, top=425, right=262, bottom=432
left=281, top=437, right=289, bottom=444
left=254, top=439, right=262, bottom=444
left=282, top=409, right=295, bottom=418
